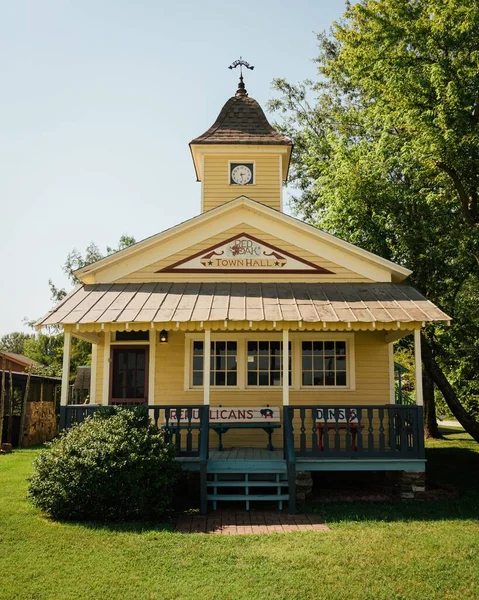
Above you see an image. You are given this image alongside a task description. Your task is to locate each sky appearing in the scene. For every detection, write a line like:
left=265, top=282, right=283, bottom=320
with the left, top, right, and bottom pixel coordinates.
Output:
left=0, top=0, right=347, bottom=337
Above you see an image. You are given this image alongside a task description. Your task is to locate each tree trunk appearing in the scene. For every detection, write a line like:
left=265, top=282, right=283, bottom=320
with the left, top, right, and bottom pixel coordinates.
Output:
left=423, top=368, right=441, bottom=438
left=422, top=335, right=479, bottom=443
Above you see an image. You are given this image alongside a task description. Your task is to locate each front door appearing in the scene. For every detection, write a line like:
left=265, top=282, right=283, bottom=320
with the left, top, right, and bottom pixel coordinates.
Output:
left=110, top=346, right=148, bottom=405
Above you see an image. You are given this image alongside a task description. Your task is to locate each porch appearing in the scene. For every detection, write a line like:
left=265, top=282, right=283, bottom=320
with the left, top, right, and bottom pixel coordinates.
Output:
left=61, top=403, right=425, bottom=513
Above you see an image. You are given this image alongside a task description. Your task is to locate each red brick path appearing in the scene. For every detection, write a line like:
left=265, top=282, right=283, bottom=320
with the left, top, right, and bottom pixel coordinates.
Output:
left=175, top=511, right=330, bottom=534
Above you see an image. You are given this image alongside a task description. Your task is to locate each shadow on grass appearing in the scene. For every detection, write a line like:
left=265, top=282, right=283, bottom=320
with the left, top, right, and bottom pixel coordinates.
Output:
left=305, top=432, right=479, bottom=525
left=48, top=515, right=177, bottom=534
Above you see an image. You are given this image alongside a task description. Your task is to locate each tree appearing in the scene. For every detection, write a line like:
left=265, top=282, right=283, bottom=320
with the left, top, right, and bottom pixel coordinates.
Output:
left=49, top=234, right=136, bottom=302
left=20, top=234, right=137, bottom=379
left=269, top=0, right=479, bottom=441
left=0, top=332, right=32, bottom=355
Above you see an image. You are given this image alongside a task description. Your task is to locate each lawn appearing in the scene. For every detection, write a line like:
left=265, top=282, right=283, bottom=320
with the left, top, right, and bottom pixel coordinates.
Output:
left=0, top=428, right=478, bottom=600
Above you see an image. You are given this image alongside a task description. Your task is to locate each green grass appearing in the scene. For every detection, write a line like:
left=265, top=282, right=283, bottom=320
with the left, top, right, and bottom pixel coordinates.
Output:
left=1, top=428, right=478, bottom=600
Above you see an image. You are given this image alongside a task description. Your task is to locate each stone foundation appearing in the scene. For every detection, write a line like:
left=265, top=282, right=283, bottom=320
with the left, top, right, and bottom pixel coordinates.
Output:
left=295, top=471, right=313, bottom=501
left=399, top=470, right=426, bottom=500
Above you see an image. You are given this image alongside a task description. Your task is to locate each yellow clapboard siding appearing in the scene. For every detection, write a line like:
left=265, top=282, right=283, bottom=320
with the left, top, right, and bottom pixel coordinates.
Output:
left=116, top=224, right=372, bottom=283
left=203, top=154, right=281, bottom=212
left=147, top=330, right=391, bottom=448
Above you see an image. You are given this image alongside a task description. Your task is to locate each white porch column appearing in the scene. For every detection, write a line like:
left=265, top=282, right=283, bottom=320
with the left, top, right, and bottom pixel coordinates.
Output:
left=414, top=328, right=423, bottom=406
left=203, top=328, right=211, bottom=406
left=89, top=343, right=98, bottom=404
left=60, top=331, right=72, bottom=406
left=148, top=331, right=156, bottom=405
left=282, top=328, right=289, bottom=406
left=102, top=333, right=111, bottom=405
left=388, top=342, right=395, bottom=404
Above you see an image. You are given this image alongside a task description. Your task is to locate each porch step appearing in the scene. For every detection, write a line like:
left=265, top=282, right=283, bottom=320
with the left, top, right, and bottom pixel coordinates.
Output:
left=207, top=472, right=289, bottom=510
left=206, top=461, right=287, bottom=473
left=207, top=494, right=289, bottom=502
left=207, top=481, right=288, bottom=488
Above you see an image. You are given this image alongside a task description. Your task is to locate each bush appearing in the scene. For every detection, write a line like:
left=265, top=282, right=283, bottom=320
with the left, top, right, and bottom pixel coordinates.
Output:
left=29, top=406, right=180, bottom=521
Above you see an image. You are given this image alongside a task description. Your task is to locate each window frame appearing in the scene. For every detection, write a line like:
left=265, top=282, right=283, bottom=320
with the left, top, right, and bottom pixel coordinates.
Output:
left=191, top=339, right=239, bottom=388
left=186, top=334, right=242, bottom=391
left=109, top=344, right=149, bottom=404
left=294, top=333, right=356, bottom=391
left=184, top=333, right=355, bottom=392
left=227, top=160, right=256, bottom=186
left=246, top=339, right=292, bottom=388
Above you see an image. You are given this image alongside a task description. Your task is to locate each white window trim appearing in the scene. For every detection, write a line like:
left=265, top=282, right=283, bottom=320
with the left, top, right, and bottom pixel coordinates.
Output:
left=228, top=160, right=256, bottom=186
left=184, top=332, right=356, bottom=392
left=244, top=335, right=293, bottom=390
left=291, top=332, right=356, bottom=392
left=185, top=333, right=243, bottom=391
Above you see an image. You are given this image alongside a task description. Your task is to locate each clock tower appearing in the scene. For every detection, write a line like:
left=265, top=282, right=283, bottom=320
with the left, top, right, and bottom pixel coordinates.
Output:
left=190, top=74, right=292, bottom=213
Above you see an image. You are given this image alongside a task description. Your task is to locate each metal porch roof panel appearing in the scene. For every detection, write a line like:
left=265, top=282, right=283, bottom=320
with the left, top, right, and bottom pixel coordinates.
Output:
left=36, top=282, right=451, bottom=327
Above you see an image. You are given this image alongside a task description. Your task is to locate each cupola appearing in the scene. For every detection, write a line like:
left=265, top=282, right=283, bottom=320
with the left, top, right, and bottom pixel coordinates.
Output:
left=190, top=72, right=292, bottom=213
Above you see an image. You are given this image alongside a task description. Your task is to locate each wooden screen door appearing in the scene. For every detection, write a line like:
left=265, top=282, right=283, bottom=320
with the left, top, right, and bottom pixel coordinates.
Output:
left=110, top=346, right=149, bottom=405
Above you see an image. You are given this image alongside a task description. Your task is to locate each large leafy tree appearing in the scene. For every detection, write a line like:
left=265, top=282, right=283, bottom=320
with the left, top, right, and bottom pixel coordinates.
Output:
left=0, top=332, right=32, bottom=355
left=20, top=234, right=137, bottom=378
left=269, top=0, right=479, bottom=440
left=49, top=234, right=136, bottom=302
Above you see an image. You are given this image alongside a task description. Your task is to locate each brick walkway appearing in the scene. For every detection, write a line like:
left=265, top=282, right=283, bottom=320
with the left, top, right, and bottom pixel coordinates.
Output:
left=175, top=511, right=330, bottom=534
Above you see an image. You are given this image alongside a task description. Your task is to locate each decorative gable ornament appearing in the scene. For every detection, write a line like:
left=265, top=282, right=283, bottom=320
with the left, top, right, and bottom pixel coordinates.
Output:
left=158, top=233, right=334, bottom=274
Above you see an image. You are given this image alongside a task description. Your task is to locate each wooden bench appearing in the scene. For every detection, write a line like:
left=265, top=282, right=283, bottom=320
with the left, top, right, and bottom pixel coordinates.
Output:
left=316, top=423, right=363, bottom=451
left=211, top=423, right=281, bottom=451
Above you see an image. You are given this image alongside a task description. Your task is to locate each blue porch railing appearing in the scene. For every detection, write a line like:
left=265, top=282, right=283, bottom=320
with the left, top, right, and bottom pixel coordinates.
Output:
left=60, top=403, right=424, bottom=515
left=283, top=405, right=424, bottom=460
left=60, top=404, right=210, bottom=513
left=60, top=404, right=210, bottom=459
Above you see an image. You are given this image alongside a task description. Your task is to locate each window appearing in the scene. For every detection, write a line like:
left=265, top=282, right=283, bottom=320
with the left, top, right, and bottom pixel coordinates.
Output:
left=111, top=348, right=148, bottom=402
left=301, top=341, right=347, bottom=387
left=247, top=341, right=291, bottom=386
left=192, top=341, right=237, bottom=387
left=115, top=331, right=149, bottom=341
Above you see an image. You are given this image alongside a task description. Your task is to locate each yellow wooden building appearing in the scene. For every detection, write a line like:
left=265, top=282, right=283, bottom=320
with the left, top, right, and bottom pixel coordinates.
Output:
left=37, top=74, right=450, bottom=513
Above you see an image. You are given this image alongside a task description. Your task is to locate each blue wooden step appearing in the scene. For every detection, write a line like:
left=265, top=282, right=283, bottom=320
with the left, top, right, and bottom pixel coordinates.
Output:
left=207, top=494, right=289, bottom=502
left=208, top=471, right=290, bottom=510
left=207, top=481, right=288, bottom=487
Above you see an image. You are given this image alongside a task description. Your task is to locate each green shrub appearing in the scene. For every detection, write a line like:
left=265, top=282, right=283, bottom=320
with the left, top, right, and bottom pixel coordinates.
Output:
left=28, top=407, right=180, bottom=521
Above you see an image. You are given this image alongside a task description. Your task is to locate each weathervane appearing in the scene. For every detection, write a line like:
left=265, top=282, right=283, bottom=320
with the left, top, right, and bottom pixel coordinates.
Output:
left=228, top=56, right=255, bottom=76
left=228, top=57, right=254, bottom=97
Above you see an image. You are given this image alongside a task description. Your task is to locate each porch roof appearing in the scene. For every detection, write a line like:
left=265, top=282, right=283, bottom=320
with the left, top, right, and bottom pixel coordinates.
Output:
left=36, top=282, right=450, bottom=328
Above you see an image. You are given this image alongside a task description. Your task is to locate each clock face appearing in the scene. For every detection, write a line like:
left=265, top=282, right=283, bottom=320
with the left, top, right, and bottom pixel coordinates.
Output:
left=230, top=163, right=253, bottom=185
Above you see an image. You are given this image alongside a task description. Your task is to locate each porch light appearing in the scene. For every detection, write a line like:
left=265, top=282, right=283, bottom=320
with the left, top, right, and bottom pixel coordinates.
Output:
left=159, top=330, right=168, bottom=343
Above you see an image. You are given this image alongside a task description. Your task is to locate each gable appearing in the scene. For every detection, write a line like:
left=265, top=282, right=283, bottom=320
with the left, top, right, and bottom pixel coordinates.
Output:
left=79, top=198, right=407, bottom=284
left=159, top=232, right=334, bottom=274
left=114, top=224, right=375, bottom=284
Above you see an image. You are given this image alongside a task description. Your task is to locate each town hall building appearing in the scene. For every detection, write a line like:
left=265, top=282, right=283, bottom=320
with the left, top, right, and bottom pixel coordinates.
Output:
left=37, top=71, right=450, bottom=513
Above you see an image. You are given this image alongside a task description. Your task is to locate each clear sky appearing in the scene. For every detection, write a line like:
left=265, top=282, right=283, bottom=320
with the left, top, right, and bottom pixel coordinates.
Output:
left=0, top=0, right=347, bottom=336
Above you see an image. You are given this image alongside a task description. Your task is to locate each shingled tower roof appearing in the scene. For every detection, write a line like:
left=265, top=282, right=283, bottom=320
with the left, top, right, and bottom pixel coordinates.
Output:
left=190, top=78, right=292, bottom=146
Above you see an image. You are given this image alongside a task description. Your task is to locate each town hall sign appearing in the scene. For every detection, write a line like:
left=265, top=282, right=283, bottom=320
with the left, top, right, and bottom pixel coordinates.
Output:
left=159, top=233, right=334, bottom=274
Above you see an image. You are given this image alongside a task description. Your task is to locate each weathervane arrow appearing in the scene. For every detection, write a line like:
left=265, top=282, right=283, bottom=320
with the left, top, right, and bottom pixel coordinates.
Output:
left=228, top=56, right=255, bottom=77
left=229, top=57, right=254, bottom=97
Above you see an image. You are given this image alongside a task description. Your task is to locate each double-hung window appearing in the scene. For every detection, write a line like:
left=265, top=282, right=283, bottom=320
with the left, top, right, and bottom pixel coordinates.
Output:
left=247, top=341, right=291, bottom=386
left=301, top=340, right=347, bottom=387
left=188, top=336, right=351, bottom=390
left=192, top=341, right=238, bottom=387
